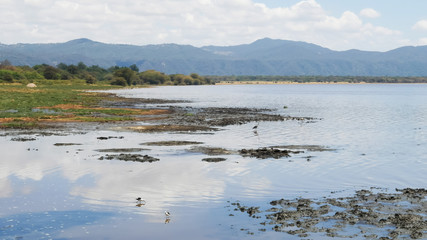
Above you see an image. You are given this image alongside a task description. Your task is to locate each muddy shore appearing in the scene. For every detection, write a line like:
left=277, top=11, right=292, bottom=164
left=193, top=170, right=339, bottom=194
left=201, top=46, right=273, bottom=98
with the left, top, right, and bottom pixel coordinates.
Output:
left=229, top=188, right=426, bottom=239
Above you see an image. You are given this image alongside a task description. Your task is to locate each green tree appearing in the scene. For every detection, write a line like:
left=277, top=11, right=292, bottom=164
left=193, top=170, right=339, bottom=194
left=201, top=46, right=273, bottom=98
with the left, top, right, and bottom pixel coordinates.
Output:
left=114, top=67, right=136, bottom=85
left=190, top=73, right=200, bottom=79
left=129, top=64, right=139, bottom=72
left=0, top=70, right=14, bottom=82
left=138, top=70, right=170, bottom=85
left=43, top=66, right=60, bottom=79
left=57, top=63, right=68, bottom=71
left=77, top=62, right=87, bottom=71
left=110, top=77, right=127, bottom=86
left=66, top=65, right=79, bottom=74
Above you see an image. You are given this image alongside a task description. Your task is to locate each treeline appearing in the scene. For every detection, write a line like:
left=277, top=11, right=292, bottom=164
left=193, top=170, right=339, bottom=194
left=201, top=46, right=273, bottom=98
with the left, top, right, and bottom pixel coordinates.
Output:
left=209, top=75, right=427, bottom=83
left=0, top=60, right=213, bottom=86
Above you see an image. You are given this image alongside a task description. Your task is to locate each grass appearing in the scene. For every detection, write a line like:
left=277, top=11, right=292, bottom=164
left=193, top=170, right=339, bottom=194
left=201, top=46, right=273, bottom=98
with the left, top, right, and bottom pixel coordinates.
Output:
left=0, top=81, right=159, bottom=128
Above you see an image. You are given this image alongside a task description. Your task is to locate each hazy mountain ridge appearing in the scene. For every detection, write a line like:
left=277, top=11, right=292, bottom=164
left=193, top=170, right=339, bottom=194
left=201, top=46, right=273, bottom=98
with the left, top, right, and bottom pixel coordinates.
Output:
left=1, top=38, right=427, bottom=76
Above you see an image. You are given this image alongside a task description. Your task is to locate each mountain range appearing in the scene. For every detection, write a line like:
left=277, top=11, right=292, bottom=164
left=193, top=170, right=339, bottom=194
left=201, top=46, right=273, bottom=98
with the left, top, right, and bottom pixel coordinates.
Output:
left=1, top=38, right=427, bottom=76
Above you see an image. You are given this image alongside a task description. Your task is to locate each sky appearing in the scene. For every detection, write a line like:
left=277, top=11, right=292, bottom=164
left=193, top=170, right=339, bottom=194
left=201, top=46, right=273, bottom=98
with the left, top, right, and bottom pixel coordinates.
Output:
left=1, top=0, right=427, bottom=51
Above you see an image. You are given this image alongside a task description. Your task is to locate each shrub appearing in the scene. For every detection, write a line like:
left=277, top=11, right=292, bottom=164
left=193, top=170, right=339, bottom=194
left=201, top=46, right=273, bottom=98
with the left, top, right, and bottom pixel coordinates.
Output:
left=110, top=77, right=127, bottom=86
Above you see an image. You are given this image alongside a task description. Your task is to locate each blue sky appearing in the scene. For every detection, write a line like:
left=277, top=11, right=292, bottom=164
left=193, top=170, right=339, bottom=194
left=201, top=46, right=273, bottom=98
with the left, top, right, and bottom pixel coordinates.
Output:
left=1, top=0, right=427, bottom=51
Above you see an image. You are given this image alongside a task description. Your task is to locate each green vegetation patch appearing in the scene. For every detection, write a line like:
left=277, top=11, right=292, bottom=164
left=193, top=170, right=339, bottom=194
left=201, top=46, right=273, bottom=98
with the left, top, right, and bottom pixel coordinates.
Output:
left=0, top=82, right=156, bottom=128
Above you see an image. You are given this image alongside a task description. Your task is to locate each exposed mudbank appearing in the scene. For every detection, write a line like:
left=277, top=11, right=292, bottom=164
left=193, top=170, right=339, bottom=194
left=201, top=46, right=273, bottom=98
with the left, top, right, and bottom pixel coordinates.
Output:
left=161, top=106, right=319, bottom=127
left=122, top=125, right=217, bottom=133
left=95, top=148, right=149, bottom=153
left=142, top=141, right=204, bottom=146
left=98, top=154, right=159, bottom=163
left=54, top=143, right=83, bottom=146
left=188, top=146, right=236, bottom=156
left=10, top=137, right=37, bottom=142
left=97, top=136, right=124, bottom=140
left=188, top=145, right=330, bottom=159
left=269, top=145, right=336, bottom=152
left=229, top=188, right=427, bottom=239
left=239, top=148, right=304, bottom=159
left=202, top=157, right=227, bottom=163
left=1, top=92, right=320, bottom=134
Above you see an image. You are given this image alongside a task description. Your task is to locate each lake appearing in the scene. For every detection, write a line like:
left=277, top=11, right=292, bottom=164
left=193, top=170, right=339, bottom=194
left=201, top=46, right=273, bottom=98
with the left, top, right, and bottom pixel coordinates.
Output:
left=1, top=84, right=426, bottom=239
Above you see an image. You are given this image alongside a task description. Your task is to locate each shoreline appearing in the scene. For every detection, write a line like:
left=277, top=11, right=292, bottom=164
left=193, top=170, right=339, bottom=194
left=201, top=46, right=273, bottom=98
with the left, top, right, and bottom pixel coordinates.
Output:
left=216, top=81, right=427, bottom=85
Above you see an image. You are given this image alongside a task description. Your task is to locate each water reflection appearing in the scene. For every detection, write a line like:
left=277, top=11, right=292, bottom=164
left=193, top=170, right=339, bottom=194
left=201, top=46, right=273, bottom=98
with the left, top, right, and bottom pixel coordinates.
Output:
left=1, top=84, right=427, bottom=239
left=0, top=210, right=114, bottom=239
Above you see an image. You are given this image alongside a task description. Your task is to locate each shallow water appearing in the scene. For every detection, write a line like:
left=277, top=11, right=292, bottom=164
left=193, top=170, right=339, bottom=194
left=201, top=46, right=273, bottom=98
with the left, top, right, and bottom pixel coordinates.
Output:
left=1, top=84, right=426, bottom=239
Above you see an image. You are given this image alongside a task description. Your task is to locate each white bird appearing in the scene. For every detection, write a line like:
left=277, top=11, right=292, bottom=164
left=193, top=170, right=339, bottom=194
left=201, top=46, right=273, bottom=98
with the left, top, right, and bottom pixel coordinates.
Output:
left=165, top=211, right=171, bottom=217
left=253, top=123, right=259, bottom=129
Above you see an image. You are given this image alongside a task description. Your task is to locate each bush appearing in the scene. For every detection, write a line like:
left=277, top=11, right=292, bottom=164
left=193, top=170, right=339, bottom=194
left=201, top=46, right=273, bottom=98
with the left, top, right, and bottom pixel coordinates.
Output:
left=0, top=70, right=14, bottom=82
left=110, top=77, right=127, bottom=86
left=0, top=69, right=24, bottom=82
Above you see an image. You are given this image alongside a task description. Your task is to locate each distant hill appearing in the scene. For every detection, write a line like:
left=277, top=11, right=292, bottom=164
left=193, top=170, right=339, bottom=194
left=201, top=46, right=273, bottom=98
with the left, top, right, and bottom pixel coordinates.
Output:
left=1, top=38, right=427, bottom=76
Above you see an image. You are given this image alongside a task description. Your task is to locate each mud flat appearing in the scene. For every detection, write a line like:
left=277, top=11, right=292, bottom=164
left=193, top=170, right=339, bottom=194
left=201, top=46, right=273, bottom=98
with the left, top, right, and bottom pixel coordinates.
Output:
left=95, top=148, right=148, bottom=153
left=122, top=125, right=217, bottom=133
left=188, top=146, right=236, bottom=156
left=160, top=106, right=319, bottom=127
left=202, top=157, right=227, bottom=163
left=239, top=148, right=304, bottom=159
left=98, top=154, right=159, bottom=163
left=54, top=143, right=83, bottom=146
left=142, top=141, right=204, bottom=146
left=188, top=145, right=332, bottom=160
left=229, top=188, right=427, bottom=239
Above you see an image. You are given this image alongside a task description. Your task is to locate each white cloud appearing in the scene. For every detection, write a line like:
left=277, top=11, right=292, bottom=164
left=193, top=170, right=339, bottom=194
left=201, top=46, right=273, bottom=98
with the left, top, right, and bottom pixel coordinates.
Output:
left=0, top=0, right=404, bottom=50
left=417, top=38, right=427, bottom=45
left=413, top=20, right=427, bottom=31
left=360, top=8, right=381, bottom=18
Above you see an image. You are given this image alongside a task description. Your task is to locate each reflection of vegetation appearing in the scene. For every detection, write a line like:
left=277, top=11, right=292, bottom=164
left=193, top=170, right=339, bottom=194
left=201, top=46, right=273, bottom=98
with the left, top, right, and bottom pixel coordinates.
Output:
left=209, top=75, right=427, bottom=83
left=0, top=60, right=213, bottom=86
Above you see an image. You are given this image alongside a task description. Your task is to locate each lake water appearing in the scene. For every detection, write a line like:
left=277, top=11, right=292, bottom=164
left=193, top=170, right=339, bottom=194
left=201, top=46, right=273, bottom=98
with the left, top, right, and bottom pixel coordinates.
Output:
left=1, top=84, right=426, bottom=239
